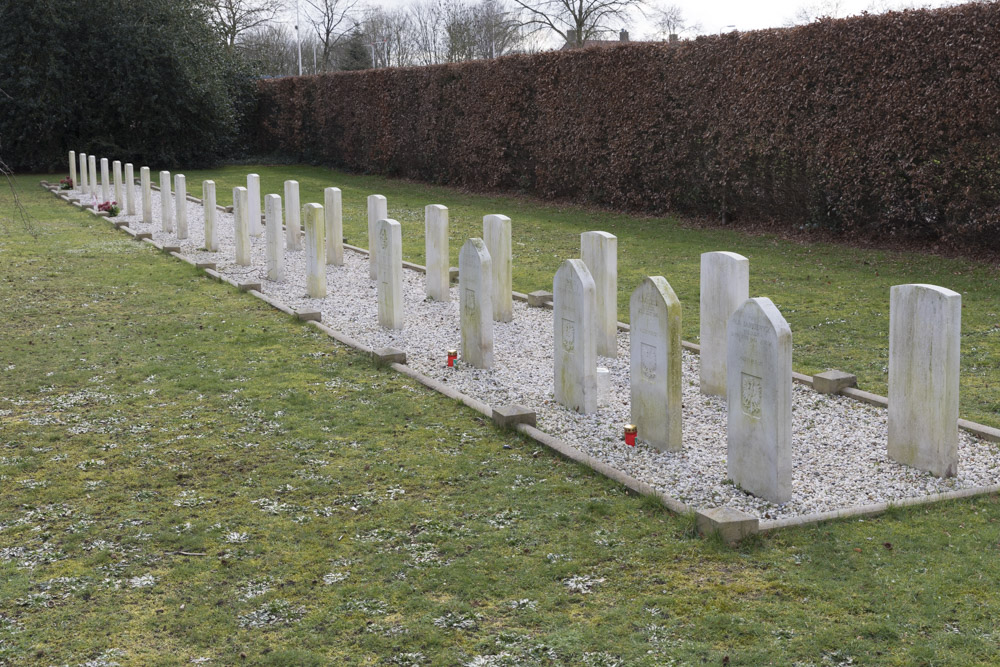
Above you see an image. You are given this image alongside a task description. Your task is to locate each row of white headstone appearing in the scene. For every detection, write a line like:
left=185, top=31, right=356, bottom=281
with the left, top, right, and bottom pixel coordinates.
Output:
left=78, top=151, right=963, bottom=505
left=69, top=150, right=134, bottom=213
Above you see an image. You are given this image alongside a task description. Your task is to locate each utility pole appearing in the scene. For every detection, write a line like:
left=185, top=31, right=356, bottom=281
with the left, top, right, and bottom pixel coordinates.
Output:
left=296, top=0, right=303, bottom=75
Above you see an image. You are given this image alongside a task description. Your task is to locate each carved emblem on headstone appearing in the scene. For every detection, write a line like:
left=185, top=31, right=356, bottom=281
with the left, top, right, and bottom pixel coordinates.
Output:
left=465, top=289, right=475, bottom=313
left=379, top=227, right=388, bottom=249
left=640, top=343, right=657, bottom=380
left=741, top=372, right=762, bottom=419
left=561, top=318, right=576, bottom=352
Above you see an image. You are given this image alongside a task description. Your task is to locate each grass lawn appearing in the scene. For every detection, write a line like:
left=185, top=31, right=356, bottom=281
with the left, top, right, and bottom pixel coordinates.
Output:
left=182, top=165, right=1000, bottom=429
left=0, top=173, right=998, bottom=666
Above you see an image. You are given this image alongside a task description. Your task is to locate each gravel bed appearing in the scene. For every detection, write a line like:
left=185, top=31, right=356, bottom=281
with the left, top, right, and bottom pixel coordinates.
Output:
left=96, top=185, right=1000, bottom=520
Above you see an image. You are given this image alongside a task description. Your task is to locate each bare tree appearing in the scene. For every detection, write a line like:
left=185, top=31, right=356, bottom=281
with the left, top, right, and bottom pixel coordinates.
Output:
left=648, top=3, right=699, bottom=39
left=409, top=1, right=448, bottom=66
left=208, top=0, right=285, bottom=47
left=304, top=0, right=359, bottom=71
left=239, top=23, right=301, bottom=76
left=471, top=0, right=524, bottom=58
left=508, top=0, right=645, bottom=47
left=785, top=0, right=844, bottom=26
left=361, top=7, right=414, bottom=68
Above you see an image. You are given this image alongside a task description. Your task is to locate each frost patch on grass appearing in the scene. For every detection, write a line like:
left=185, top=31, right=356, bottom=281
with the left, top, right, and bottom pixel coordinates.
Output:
left=237, top=599, right=306, bottom=629
left=433, top=612, right=479, bottom=631
left=563, top=575, right=605, bottom=594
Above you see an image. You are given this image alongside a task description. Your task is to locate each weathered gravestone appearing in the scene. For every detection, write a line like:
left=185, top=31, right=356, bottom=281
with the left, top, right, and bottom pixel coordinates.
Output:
left=284, top=180, right=301, bottom=250
left=247, top=173, right=262, bottom=237
left=324, top=187, right=343, bottom=266
left=174, top=174, right=187, bottom=239
left=265, top=193, right=283, bottom=281
left=79, top=153, right=88, bottom=195
left=124, top=163, right=135, bottom=215
left=484, top=214, right=512, bottom=322
left=113, top=160, right=123, bottom=209
left=459, top=238, right=493, bottom=368
left=141, top=167, right=151, bottom=223
left=888, top=284, right=961, bottom=477
left=159, top=170, right=173, bottom=233
left=88, top=156, right=97, bottom=207
left=581, top=231, right=618, bottom=358
left=303, top=203, right=327, bottom=298
left=376, top=218, right=403, bottom=329
left=368, top=195, right=387, bottom=279
left=630, top=276, right=682, bottom=452
left=726, top=297, right=792, bottom=504
left=425, top=205, right=450, bottom=302
left=69, top=151, right=77, bottom=190
left=233, top=186, right=251, bottom=266
left=554, top=259, right=598, bottom=414
left=203, top=180, right=218, bottom=251
left=700, top=251, right=749, bottom=397
left=100, top=158, right=110, bottom=204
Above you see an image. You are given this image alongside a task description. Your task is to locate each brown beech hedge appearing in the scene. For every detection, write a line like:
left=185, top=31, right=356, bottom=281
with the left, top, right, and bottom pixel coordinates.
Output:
left=254, top=2, right=1000, bottom=245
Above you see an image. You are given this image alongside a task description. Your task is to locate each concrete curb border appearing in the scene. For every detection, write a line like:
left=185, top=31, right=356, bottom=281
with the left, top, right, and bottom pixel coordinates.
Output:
left=43, top=182, right=1000, bottom=541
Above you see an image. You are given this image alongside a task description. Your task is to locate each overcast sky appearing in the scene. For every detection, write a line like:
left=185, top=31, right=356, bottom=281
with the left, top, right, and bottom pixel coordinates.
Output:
left=321, top=0, right=962, bottom=38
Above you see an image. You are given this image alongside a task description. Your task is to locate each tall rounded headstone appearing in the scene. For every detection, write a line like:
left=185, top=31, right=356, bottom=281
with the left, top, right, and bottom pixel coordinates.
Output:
left=79, top=153, right=88, bottom=195
left=174, top=174, right=187, bottom=239
left=376, top=218, right=403, bottom=330
left=554, top=259, right=598, bottom=414
left=124, top=163, right=135, bottom=215
left=264, top=193, right=283, bottom=281
left=459, top=238, right=493, bottom=369
left=324, top=187, right=343, bottom=266
left=203, top=180, right=217, bottom=251
left=303, top=203, right=327, bottom=298
left=581, top=231, right=618, bottom=358
left=88, top=156, right=97, bottom=207
left=233, top=187, right=251, bottom=266
left=113, top=160, right=123, bottom=209
left=368, top=195, right=387, bottom=279
left=284, top=180, right=301, bottom=250
left=425, top=205, right=450, bottom=302
left=700, top=251, right=749, bottom=397
left=159, top=170, right=173, bottom=233
left=888, top=284, right=960, bottom=477
left=140, top=167, right=152, bottom=223
left=629, top=276, right=682, bottom=452
left=726, top=297, right=792, bottom=504
left=69, top=150, right=77, bottom=189
left=484, top=214, right=512, bottom=322
left=247, top=173, right=262, bottom=237
left=100, top=158, right=110, bottom=204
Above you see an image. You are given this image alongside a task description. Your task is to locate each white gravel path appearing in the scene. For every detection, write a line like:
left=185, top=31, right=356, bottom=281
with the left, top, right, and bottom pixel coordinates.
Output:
left=90, top=184, right=1000, bottom=520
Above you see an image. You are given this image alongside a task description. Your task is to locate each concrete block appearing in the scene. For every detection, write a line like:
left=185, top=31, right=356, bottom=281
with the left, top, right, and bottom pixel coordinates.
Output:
left=492, top=404, right=537, bottom=428
left=162, top=245, right=181, bottom=254
left=295, top=310, right=322, bottom=322
left=696, top=506, right=759, bottom=544
left=135, top=232, right=152, bottom=240
left=238, top=282, right=261, bottom=292
left=449, top=267, right=460, bottom=284
left=373, top=347, right=406, bottom=365
left=195, top=262, right=216, bottom=270
left=813, top=370, right=857, bottom=394
left=527, top=290, right=553, bottom=307
left=113, top=221, right=129, bottom=229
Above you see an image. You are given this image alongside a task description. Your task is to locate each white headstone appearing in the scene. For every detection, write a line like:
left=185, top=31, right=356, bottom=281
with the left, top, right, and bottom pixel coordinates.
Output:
left=303, top=203, right=327, bottom=299
left=247, top=173, right=262, bottom=237
left=554, top=258, right=598, bottom=414
left=265, top=194, right=283, bottom=281
left=140, top=167, right=151, bottom=223
left=203, top=180, right=218, bottom=251
left=726, top=297, right=792, bottom=504
left=629, top=276, right=682, bottom=452
left=174, top=174, right=187, bottom=239
left=581, top=231, right=618, bottom=357
left=124, top=163, right=135, bottom=215
left=112, top=160, right=123, bottom=208
left=284, top=180, right=301, bottom=250
left=459, top=238, right=493, bottom=368
left=159, top=170, right=173, bottom=233
left=376, top=218, right=403, bottom=330
left=100, top=158, right=110, bottom=203
left=368, top=195, right=387, bottom=279
left=88, top=156, right=97, bottom=207
left=79, top=153, right=88, bottom=195
left=69, top=151, right=77, bottom=189
left=700, top=251, right=749, bottom=397
left=233, top=186, right=251, bottom=266
left=888, top=284, right=961, bottom=477
left=484, top=214, right=512, bottom=322
left=324, top=187, right=343, bottom=266
left=425, top=205, right=450, bottom=302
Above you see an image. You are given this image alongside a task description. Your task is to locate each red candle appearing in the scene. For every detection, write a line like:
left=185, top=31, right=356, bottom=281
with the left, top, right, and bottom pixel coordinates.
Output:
left=447, top=349, right=458, bottom=367
left=624, top=424, right=637, bottom=447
